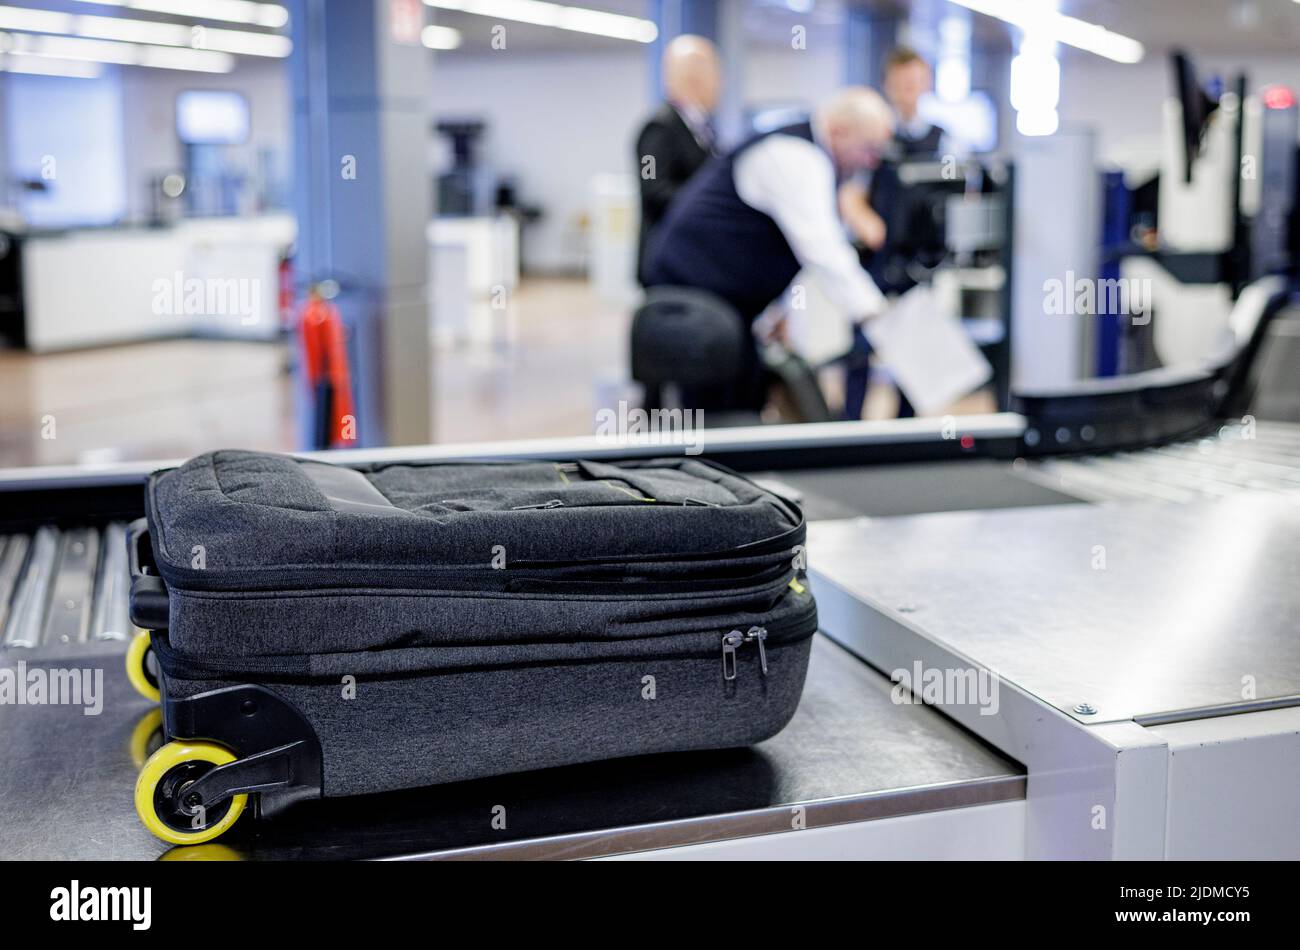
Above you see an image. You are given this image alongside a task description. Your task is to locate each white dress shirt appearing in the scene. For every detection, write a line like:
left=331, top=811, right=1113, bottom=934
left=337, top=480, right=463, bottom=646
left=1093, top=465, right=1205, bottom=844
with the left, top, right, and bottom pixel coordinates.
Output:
left=733, top=132, right=885, bottom=321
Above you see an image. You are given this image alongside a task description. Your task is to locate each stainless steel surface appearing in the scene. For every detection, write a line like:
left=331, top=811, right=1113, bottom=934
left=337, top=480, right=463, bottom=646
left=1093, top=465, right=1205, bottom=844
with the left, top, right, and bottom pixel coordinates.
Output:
left=0, top=413, right=1029, bottom=491
left=395, top=775, right=1021, bottom=860
left=809, top=493, right=1300, bottom=724
left=42, top=527, right=99, bottom=645
left=0, top=636, right=1024, bottom=860
left=1025, top=420, right=1300, bottom=503
left=88, top=522, right=131, bottom=642
left=1, top=526, right=57, bottom=648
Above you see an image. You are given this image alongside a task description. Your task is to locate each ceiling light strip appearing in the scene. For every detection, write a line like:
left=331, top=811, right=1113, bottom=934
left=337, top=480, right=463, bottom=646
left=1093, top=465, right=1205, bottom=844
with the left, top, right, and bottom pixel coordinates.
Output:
left=945, top=0, right=1144, bottom=64
left=0, top=4, right=290, bottom=58
left=1, top=30, right=234, bottom=73
left=71, top=0, right=289, bottom=30
left=424, top=0, right=658, bottom=44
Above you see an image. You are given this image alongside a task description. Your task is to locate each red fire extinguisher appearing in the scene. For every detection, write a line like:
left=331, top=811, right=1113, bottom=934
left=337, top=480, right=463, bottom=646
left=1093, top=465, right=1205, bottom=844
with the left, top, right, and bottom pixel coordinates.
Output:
left=299, top=286, right=357, bottom=449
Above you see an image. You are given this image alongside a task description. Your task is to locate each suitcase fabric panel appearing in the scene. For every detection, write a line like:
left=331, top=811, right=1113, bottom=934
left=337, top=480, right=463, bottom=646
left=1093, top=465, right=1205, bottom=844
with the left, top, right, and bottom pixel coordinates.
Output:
left=147, top=451, right=802, bottom=579
left=160, top=636, right=812, bottom=798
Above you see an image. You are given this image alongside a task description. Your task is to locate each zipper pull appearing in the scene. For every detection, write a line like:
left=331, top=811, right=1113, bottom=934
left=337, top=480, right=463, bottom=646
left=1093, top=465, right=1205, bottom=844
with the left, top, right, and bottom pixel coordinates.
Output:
left=721, top=630, right=744, bottom=681
left=511, top=499, right=565, bottom=510
left=745, top=626, right=769, bottom=675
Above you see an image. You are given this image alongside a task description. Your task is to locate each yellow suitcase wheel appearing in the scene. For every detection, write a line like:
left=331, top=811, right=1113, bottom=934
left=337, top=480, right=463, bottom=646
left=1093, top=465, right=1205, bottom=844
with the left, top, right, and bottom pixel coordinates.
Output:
left=135, top=741, right=248, bottom=846
left=125, top=630, right=161, bottom=702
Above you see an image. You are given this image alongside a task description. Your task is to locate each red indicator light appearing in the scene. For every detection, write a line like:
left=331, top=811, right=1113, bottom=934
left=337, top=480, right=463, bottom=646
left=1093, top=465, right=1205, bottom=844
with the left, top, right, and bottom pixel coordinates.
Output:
left=1262, top=86, right=1296, bottom=110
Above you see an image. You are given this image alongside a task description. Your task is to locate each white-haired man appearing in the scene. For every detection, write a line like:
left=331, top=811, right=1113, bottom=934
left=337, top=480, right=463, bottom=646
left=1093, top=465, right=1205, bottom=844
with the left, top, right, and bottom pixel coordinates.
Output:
left=643, top=87, right=895, bottom=411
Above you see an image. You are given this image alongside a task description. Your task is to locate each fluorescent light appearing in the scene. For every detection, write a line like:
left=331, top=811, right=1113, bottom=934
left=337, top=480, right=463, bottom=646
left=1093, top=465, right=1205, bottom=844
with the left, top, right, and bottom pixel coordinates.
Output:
left=80, top=16, right=292, bottom=56
left=1010, top=37, right=1060, bottom=137
left=0, top=8, right=72, bottom=33
left=1016, top=108, right=1059, bottom=136
left=5, top=31, right=234, bottom=72
left=0, top=52, right=103, bottom=78
left=425, top=0, right=658, bottom=43
left=422, top=24, right=462, bottom=49
left=0, top=6, right=290, bottom=57
left=946, top=0, right=1144, bottom=64
left=71, top=0, right=289, bottom=29
left=139, top=42, right=233, bottom=70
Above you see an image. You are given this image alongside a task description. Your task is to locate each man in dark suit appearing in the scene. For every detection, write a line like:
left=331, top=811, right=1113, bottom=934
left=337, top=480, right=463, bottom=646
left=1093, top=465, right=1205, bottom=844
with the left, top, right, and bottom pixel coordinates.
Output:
left=634, top=35, right=721, bottom=286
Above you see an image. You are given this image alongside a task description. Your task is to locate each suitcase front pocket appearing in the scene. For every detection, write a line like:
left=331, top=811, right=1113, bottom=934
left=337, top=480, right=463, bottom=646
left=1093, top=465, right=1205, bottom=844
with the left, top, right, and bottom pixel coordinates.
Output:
left=152, top=597, right=818, bottom=685
left=153, top=617, right=817, bottom=801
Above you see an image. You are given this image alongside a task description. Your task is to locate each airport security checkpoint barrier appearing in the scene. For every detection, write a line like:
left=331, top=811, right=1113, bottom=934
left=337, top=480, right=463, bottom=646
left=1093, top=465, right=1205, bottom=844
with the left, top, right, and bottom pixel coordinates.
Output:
left=127, top=450, right=816, bottom=845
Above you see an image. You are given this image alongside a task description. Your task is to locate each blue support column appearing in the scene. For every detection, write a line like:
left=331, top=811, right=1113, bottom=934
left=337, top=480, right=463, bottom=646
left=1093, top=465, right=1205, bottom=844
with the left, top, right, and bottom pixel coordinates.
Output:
left=845, top=6, right=899, bottom=88
left=1097, top=171, right=1130, bottom=377
left=287, top=0, right=433, bottom=449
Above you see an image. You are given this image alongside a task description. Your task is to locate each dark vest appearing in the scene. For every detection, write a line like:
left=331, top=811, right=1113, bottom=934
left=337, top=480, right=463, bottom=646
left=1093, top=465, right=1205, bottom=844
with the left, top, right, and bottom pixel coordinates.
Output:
left=895, top=122, right=944, bottom=158
left=642, top=122, right=826, bottom=319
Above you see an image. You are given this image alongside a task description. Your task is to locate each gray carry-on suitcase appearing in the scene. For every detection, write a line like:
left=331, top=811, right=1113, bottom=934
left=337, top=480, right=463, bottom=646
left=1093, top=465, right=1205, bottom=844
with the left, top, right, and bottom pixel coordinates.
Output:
left=127, top=450, right=815, bottom=844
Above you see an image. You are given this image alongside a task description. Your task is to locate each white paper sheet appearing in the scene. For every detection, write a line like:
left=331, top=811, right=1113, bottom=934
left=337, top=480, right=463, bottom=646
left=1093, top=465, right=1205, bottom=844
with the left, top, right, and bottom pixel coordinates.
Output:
left=780, top=270, right=855, bottom=367
left=862, top=284, right=993, bottom=416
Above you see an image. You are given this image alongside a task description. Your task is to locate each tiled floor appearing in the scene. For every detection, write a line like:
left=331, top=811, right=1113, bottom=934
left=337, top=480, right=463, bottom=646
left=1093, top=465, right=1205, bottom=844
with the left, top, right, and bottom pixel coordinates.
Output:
left=0, top=276, right=992, bottom=469
left=0, top=337, right=297, bottom=469
left=432, top=277, right=633, bottom=445
left=0, top=277, right=632, bottom=468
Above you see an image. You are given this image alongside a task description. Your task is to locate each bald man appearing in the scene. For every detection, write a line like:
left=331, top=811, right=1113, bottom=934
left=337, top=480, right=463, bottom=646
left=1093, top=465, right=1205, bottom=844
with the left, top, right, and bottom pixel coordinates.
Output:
left=642, top=88, right=894, bottom=411
left=634, top=35, right=722, bottom=285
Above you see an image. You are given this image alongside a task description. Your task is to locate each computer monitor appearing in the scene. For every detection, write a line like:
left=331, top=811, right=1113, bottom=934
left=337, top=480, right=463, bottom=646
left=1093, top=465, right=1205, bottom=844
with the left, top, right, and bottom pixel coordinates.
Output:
left=176, top=90, right=251, bottom=147
left=1170, top=50, right=1218, bottom=184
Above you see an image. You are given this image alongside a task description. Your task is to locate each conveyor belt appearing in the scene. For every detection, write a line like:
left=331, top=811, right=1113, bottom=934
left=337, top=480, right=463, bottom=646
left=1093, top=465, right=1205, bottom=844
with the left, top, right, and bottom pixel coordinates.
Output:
left=1024, top=420, right=1300, bottom=503
left=0, top=522, right=132, bottom=651
left=0, top=635, right=1024, bottom=860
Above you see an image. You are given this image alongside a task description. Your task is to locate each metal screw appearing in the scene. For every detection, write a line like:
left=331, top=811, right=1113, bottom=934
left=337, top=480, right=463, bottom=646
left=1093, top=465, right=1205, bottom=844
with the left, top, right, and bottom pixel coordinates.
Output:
left=1073, top=702, right=1097, bottom=716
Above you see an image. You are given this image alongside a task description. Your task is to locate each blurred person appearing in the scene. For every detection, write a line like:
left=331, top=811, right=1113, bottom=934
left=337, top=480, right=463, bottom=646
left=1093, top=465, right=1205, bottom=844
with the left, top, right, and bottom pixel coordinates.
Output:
left=885, top=45, right=949, bottom=156
left=839, top=48, right=953, bottom=420
left=839, top=47, right=950, bottom=259
left=634, top=35, right=722, bottom=286
left=642, top=87, right=894, bottom=412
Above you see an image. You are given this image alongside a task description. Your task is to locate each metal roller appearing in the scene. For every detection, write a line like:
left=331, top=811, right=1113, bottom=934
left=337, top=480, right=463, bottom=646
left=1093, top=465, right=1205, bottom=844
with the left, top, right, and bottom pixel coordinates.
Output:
left=0, top=535, right=31, bottom=635
left=2, top=526, right=59, bottom=649
left=42, top=527, right=100, bottom=645
left=89, top=523, right=132, bottom=642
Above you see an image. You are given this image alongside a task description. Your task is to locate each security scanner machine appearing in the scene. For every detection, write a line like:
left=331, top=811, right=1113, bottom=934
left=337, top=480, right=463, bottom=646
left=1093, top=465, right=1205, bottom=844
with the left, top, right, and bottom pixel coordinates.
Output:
left=867, top=156, right=1015, bottom=409
left=1, top=260, right=1297, bottom=859
left=1106, top=51, right=1299, bottom=376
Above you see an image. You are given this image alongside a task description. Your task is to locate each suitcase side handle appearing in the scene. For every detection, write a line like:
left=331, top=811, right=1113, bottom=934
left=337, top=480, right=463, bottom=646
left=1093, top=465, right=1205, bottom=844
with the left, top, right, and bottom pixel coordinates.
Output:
left=127, top=518, right=169, bottom=630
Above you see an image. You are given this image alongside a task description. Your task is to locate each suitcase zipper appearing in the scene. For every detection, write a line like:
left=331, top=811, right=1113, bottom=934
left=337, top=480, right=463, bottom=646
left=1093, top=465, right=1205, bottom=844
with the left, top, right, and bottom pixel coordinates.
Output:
left=728, top=629, right=764, bottom=680
left=721, top=626, right=768, bottom=682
